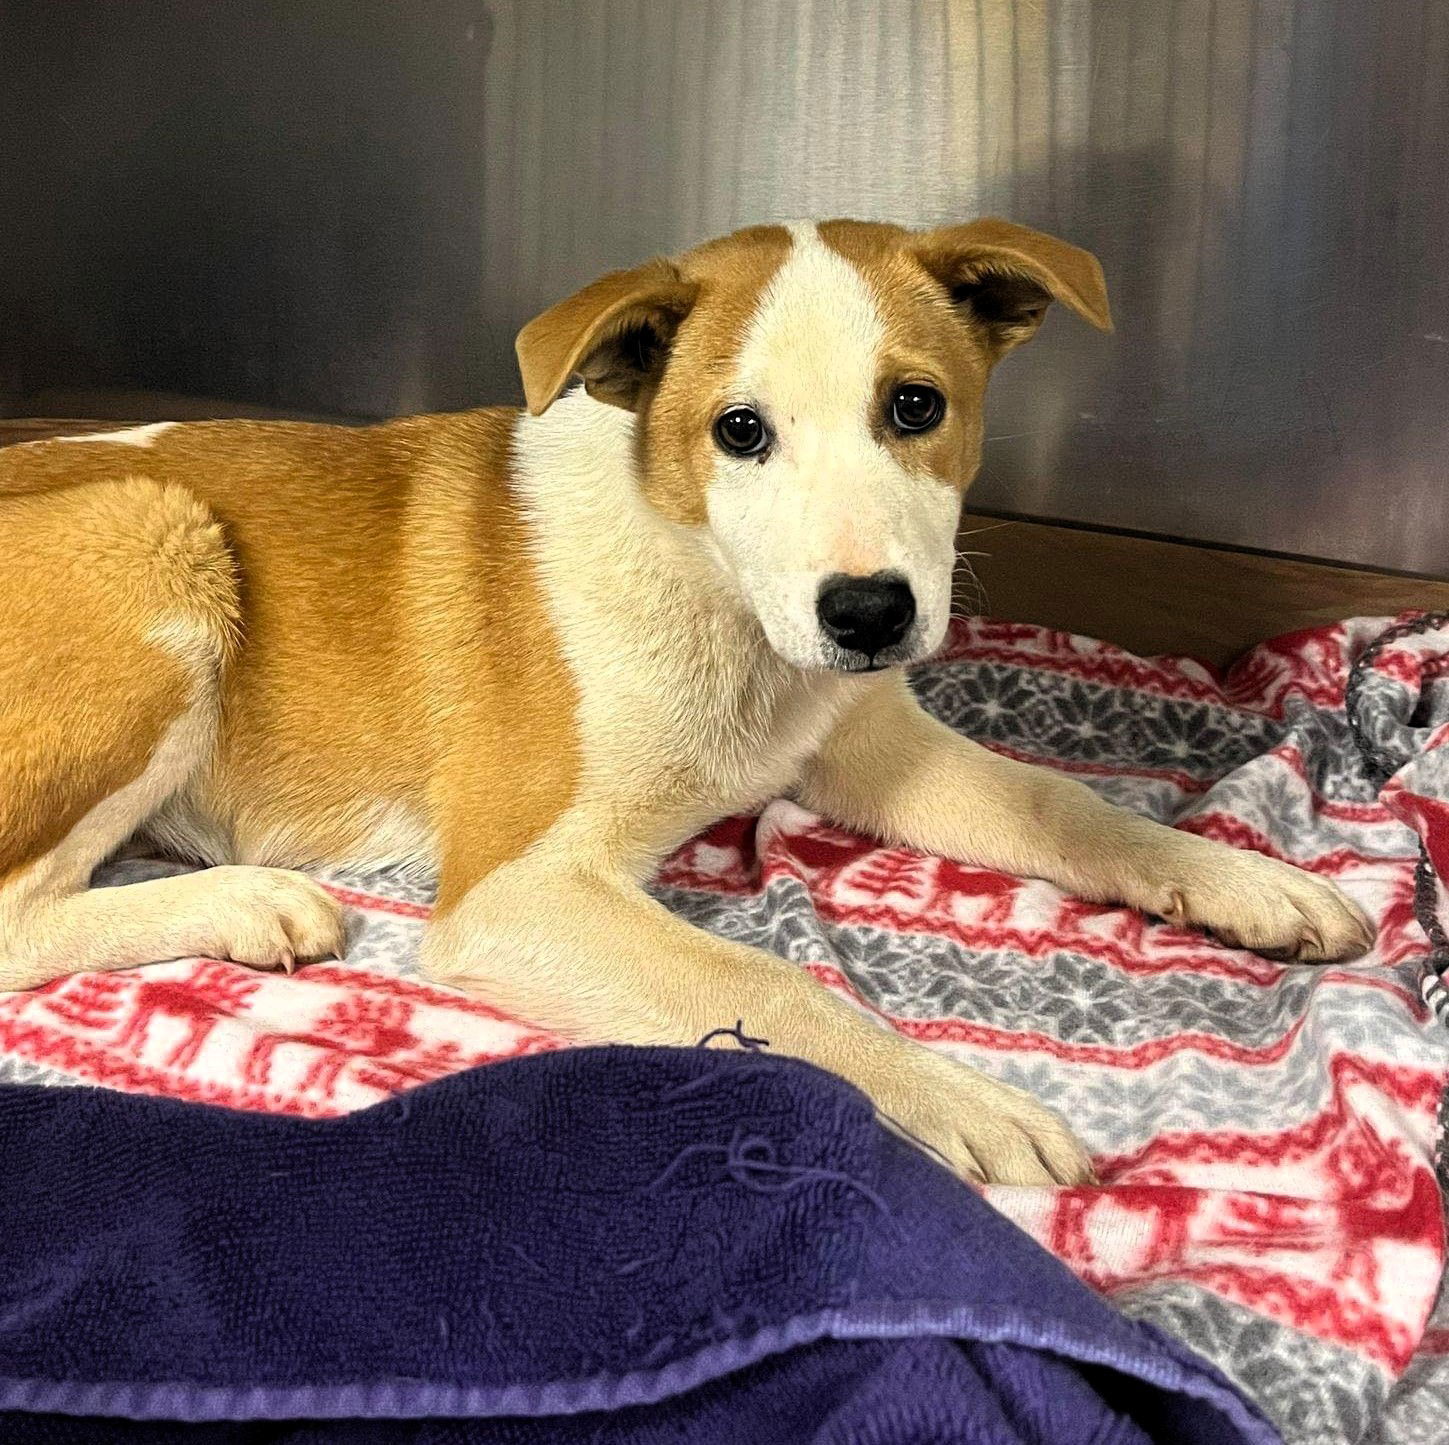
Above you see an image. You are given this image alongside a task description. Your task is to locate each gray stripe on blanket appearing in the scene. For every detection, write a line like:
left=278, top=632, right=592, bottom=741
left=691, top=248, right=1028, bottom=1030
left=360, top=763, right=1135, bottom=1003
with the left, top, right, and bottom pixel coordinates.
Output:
left=914, top=662, right=1281, bottom=779
left=0, top=1055, right=82, bottom=1088
left=1374, top=1277, right=1449, bottom=1445
left=915, top=663, right=1388, bottom=817
left=1118, top=1282, right=1385, bottom=1445
left=1376, top=1355, right=1449, bottom=1444
left=656, top=875, right=1421, bottom=1046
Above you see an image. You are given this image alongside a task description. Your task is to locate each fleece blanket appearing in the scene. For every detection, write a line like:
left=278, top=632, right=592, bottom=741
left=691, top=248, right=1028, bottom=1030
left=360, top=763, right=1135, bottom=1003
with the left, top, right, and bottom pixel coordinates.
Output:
left=0, top=1045, right=1280, bottom=1442
left=3, top=613, right=1449, bottom=1443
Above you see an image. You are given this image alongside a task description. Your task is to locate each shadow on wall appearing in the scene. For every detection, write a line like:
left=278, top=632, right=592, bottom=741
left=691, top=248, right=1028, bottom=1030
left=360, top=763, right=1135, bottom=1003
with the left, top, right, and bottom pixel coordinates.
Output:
left=980, top=118, right=1448, bottom=575
left=0, top=0, right=492, bottom=421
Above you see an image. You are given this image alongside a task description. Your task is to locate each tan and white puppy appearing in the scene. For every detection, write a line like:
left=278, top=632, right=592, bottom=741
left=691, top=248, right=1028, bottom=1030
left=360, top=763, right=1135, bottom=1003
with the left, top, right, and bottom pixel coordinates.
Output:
left=0, top=218, right=1374, bottom=1185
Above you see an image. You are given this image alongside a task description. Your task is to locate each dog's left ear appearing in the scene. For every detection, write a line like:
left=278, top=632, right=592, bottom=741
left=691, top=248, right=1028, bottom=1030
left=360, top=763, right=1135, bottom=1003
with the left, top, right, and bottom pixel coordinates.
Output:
left=911, top=218, right=1112, bottom=358
left=516, top=258, right=700, bottom=416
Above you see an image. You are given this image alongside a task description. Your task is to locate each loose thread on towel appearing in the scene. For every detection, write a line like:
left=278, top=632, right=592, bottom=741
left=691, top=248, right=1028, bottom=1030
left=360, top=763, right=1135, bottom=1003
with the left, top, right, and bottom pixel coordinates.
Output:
left=614, top=1250, right=672, bottom=1278
left=507, top=1242, right=551, bottom=1278
left=646, top=1126, right=896, bottom=1230
left=664, top=1022, right=773, bottom=1099
left=660, top=1055, right=797, bottom=1103
left=695, top=1020, right=770, bottom=1051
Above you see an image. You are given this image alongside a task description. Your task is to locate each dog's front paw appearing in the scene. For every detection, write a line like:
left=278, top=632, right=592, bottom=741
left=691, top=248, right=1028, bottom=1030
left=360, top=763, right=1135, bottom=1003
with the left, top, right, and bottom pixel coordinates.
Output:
left=878, top=1051, right=1094, bottom=1187
left=1157, top=845, right=1374, bottom=963
left=190, top=866, right=346, bottom=972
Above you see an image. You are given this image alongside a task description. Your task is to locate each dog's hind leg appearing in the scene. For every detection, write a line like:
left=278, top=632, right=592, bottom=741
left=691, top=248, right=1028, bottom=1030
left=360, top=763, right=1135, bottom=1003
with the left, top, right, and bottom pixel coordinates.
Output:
left=0, top=478, right=343, bottom=992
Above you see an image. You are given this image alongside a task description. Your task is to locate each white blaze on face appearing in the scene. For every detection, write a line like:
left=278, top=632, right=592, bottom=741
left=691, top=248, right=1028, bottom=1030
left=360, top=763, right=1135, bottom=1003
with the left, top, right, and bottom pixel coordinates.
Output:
left=704, top=223, right=958, bottom=671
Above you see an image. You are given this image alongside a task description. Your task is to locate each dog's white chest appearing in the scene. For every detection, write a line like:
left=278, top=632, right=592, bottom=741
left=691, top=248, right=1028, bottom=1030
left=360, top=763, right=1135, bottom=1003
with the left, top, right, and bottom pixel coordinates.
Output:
left=650, top=660, right=854, bottom=817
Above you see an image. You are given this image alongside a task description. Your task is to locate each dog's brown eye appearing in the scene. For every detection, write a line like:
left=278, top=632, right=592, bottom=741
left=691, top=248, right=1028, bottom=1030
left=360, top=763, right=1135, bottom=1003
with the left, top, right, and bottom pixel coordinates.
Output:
left=713, top=406, right=768, bottom=457
left=889, top=384, right=945, bottom=434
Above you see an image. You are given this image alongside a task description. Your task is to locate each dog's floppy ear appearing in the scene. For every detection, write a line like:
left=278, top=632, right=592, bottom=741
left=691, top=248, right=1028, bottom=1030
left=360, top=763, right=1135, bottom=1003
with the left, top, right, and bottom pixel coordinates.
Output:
left=515, top=258, right=700, bottom=416
left=911, top=218, right=1112, bottom=358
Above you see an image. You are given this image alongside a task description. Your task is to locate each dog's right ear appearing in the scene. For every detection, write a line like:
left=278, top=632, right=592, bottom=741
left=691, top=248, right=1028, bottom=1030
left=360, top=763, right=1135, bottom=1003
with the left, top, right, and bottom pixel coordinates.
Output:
left=515, top=259, right=700, bottom=416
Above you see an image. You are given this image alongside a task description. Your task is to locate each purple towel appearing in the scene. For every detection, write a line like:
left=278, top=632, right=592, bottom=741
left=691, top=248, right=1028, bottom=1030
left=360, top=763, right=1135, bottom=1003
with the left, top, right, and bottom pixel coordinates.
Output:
left=0, top=1044, right=1281, bottom=1442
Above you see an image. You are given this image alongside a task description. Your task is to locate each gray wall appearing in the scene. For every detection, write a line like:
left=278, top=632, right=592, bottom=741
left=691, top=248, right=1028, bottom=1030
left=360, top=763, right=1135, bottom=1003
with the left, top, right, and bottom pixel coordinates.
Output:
left=0, top=1, right=491, bottom=420
left=4, top=2, right=1447, bottom=574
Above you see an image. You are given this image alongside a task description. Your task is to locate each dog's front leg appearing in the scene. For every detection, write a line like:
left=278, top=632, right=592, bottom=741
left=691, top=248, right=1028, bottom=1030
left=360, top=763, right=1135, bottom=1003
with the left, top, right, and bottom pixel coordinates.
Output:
left=422, top=852, right=1092, bottom=1185
left=797, top=675, right=1374, bottom=962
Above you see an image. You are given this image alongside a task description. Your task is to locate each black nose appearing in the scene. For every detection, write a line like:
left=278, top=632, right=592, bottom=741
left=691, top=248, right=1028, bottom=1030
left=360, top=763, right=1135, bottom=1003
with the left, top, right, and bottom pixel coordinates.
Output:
left=816, top=573, right=916, bottom=658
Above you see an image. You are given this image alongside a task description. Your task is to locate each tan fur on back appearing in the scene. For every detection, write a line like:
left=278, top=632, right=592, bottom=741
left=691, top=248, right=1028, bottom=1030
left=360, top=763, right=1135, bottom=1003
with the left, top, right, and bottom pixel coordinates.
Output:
left=0, top=478, right=235, bottom=880
left=0, top=412, right=580, bottom=885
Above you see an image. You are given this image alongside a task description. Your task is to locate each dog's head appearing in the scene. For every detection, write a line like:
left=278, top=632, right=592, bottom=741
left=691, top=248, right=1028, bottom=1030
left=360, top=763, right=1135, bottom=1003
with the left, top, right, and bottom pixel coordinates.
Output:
left=516, top=219, right=1110, bottom=673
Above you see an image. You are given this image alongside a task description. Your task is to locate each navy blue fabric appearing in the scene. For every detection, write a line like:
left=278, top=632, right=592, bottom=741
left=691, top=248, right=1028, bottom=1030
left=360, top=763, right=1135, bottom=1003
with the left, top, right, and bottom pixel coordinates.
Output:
left=0, top=1046, right=1281, bottom=1442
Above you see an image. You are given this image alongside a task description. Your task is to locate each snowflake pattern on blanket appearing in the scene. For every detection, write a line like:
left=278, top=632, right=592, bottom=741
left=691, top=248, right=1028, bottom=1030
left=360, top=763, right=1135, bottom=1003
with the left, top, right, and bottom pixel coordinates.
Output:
left=3, top=614, right=1448, bottom=1445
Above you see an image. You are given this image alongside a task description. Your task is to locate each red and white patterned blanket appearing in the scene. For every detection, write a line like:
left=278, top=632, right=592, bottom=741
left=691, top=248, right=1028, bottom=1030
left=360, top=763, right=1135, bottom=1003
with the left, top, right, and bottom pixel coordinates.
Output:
left=4, top=615, right=1448, bottom=1444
